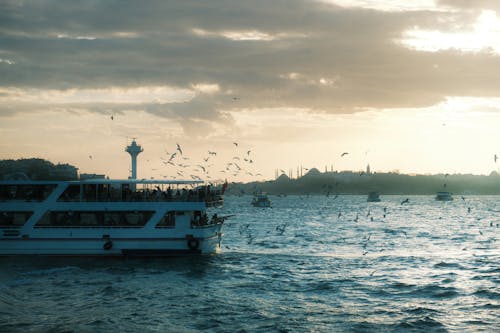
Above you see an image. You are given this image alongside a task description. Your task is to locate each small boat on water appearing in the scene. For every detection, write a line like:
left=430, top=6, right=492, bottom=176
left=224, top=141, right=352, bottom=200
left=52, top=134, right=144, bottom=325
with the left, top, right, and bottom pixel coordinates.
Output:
left=367, top=191, right=381, bottom=202
left=251, top=192, right=271, bottom=207
left=435, top=191, right=453, bottom=201
left=0, top=178, right=227, bottom=256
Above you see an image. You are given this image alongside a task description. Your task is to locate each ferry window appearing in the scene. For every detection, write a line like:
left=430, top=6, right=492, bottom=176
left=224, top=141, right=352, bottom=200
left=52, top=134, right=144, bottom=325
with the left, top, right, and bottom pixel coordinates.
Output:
left=35, top=212, right=51, bottom=227
left=0, top=186, right=9, bottom=200
left=0, top=185, right=56, bottom=201
left=0, top=211, right=33, bottom=227
left=156, top=211, right=175, bottom=228
left=35, top=211, right=79, bottom=228
left=103, top=212, right=122, bottom=225
left=79, top=212, right=99, bottom=225
left=58, top=185, right=80, bottom=202
left=34, top=211, right=153, bottom=228
left=123, top=211, right=153, bottom=226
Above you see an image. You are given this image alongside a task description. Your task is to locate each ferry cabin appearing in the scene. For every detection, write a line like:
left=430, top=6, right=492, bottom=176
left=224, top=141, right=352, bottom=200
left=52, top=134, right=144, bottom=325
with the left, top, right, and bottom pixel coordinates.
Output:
left=0, top=179, right=225, bottom=256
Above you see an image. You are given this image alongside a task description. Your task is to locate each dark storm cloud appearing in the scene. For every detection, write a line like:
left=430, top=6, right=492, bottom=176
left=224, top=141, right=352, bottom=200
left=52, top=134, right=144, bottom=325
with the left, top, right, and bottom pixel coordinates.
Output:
left=1, top=0, right=499, bottom=117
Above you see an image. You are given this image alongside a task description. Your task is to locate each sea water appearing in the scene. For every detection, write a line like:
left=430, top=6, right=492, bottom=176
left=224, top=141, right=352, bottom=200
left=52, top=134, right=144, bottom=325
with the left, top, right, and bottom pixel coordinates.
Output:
left=0, top=195, right=498, bottom=332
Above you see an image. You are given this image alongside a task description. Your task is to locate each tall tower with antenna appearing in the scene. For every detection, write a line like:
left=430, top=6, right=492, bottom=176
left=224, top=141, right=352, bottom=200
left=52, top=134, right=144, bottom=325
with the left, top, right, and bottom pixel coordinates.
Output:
left=125, top=139, right=143, bottom=179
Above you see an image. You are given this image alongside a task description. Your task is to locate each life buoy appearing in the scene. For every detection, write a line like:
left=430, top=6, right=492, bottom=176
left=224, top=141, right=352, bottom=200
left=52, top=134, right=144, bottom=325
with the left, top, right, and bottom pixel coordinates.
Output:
left=187, top=238, right=200, bottom=250
left=103, top=240, right=113, bottom=250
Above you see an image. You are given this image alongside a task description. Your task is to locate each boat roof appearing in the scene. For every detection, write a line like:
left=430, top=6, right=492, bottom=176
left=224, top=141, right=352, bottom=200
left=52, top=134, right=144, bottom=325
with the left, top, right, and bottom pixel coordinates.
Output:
left=0, top=179, right=204, bottom=185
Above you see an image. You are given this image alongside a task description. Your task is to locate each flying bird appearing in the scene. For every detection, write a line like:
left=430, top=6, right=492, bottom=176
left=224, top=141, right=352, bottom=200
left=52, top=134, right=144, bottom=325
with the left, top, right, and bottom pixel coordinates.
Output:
left=233, top=142, right=238, bottom=147
left=168, top=152, right=177, bottom=162
left=495, top=154, right=498, bottom=163
left=341, top=152, right=349, bottom=157
left=176, top=143, right=182, bottom=155
left=208, top=151, right=217, bottom=156
left=401, top=198, right=410, bottom=205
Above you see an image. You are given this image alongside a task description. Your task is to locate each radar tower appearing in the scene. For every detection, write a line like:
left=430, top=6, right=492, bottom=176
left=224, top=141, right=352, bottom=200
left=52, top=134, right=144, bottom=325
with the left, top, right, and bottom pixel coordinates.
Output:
left=125, top=139, right=143, bottom=180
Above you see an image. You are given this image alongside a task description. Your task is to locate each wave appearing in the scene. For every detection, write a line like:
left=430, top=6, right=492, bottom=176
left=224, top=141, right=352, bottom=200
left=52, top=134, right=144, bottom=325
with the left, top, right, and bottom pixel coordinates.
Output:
left=394, top=316, right=448, bottom=332
left=433, top=261, right=463, bottom=269
left=472, top=289, right=500, bottom=300
left=385, top=282, right=460, bottom=299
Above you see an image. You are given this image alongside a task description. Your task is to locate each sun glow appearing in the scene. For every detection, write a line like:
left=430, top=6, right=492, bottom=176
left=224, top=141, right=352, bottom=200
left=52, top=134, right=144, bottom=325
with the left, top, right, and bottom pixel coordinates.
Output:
left=401, top=10, right=500, bottom=54
left=320, top=0, right=440, bottom=12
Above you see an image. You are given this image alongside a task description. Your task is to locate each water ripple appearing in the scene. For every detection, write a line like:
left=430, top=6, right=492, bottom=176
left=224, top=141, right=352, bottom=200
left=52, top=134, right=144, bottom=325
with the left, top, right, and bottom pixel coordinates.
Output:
left=0, top=195, right=499, bottom=332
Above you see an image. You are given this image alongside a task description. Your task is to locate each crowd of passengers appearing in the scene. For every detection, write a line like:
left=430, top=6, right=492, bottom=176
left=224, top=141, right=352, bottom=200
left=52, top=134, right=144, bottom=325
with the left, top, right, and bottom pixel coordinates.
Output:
left=191, top=212, right=222, bottom=227
left=59, top=185, right=223, bottom=203
left=0, top=185, right=55, bottom=202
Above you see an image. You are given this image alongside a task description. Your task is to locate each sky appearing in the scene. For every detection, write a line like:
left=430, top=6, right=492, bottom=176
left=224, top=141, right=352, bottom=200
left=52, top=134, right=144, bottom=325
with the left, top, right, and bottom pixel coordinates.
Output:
left=1, top=0, right=500, bottom=182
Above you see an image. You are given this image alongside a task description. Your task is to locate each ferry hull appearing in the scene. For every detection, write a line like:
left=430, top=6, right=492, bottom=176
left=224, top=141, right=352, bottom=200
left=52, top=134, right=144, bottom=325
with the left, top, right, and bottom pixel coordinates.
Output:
left=0, top=234, right=222, bottom=256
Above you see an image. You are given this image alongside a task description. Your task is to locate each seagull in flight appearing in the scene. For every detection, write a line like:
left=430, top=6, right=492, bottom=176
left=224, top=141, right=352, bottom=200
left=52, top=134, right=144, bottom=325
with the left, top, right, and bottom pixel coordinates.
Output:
left=208, top=151, right=217, bottom=156
left=168, top=152, right=177, bottom=162
left=401, top=198, right=410, bottom=205
left=176, top=143, right=183, bottom=155
left=233, top=142, right=238, bottom=147
left=341, top=152, right=349, bottom=157
left=495, top=154, right=498, bottom=163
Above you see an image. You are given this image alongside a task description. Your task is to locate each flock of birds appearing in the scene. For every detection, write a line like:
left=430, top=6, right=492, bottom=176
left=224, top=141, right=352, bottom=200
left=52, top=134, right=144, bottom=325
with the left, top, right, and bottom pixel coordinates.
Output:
left=155, top=141, right=264, bottom=184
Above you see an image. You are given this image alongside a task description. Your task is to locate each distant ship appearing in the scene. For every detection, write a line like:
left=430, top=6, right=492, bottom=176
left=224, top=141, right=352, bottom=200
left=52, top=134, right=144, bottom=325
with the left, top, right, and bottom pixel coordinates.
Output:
left=435, top=191, right=453, bottom=201
left=251, top=192, right=271, bottom=207
left=367, top=191, right=381, bottom=202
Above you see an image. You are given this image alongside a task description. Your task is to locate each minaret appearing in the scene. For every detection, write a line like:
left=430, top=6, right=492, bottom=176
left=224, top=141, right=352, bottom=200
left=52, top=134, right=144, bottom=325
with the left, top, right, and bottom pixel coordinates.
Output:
left=125, top=139, right=143, bottom=179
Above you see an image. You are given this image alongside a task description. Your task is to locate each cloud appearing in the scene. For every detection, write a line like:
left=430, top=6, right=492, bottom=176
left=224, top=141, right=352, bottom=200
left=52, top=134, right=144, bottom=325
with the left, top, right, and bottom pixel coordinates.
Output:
left=1, top=0, right=500, bottom=117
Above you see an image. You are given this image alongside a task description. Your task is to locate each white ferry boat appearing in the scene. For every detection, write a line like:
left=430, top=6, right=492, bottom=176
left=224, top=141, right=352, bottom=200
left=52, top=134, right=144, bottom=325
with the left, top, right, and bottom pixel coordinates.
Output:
left=0, top=179, right=227, bottom=256
left=251, top=192, right=271, bottom=208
